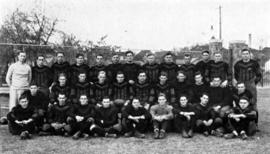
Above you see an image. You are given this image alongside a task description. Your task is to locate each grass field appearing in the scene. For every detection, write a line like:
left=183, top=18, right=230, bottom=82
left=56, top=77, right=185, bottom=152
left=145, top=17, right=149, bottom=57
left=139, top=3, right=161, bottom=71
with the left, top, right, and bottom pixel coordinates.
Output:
left=1, top=88, right=270, bottom=154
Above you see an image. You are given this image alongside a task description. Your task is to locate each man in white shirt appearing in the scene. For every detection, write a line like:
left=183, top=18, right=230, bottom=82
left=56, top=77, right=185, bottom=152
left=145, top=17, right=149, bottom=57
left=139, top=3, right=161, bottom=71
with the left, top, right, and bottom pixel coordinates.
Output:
left=6, top=51, right=32, bottom=111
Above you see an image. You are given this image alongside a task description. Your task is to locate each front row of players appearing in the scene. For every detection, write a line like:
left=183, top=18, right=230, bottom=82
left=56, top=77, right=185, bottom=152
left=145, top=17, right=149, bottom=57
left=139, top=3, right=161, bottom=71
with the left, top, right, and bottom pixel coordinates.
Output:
left=7, top=91, right=257, bottom=140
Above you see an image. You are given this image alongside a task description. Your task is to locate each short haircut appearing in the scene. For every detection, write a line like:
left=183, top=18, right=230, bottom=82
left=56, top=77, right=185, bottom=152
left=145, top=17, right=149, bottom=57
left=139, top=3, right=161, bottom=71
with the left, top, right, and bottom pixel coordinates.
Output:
left=164, top=52, right=173, bottom=57
left=58, top=73, right=67, bottom=79
left=76, top=53, right=84, bottom=58
left=79, top=94, right=88, bottom=98
left=138, top=70, right=146, bottom=75
left=201, top=92, right=209, bottom=98
left=177, top=70, right=186, bottom=76
left=179, top=94, right=188, bottom=100
left=102, top=96, right=110, bottom=101
left=160, top=71, right=168, bottom=77
left=96, top=54, right=104, bottom=58
left=30, top=81, right=38, bottom=86
left=212, top=75, right=221, bottom=80
left=202, top=50, right=210, bottom=55
left=239, top=96, right=249, bottom=102
left=56, top=52, right=65, bottom=56
left=19, top=94, right=28, bottom=100
left=58, top=93, right=66, bottom=97
left=214, top=52, right=222, bottom=55
left=78, top=71, right=86, bottom=76
left=184, top=52, right=191, bottom=58
left=146, top=53, right=154, bottom=57
left=241, top=48, right=250, bottom=53
left=158, top=93, right=167, bottom=99
left=194, top=71, right=202, bottom=77
left=237, top=82, right=245, bottom=86
left=125, top=50, right=134, bottom=56
left=132, top=97, right=140, bottom=102
left=116, top=71, right=124, bottom=76
left=37, top=55, right=45, bottom=59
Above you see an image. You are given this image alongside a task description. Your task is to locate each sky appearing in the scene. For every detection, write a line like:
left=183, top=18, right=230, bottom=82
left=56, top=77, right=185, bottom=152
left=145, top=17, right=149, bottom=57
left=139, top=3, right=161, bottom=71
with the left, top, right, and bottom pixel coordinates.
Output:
left=0, top=0, right=270, bottom=51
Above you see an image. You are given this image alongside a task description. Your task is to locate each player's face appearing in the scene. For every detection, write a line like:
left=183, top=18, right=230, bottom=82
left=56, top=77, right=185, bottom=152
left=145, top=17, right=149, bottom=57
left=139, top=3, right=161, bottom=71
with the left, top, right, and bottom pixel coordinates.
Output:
left=96, top=56, right=104, bottom=64
left=102, top=99, right=111, bottom=108
left=138, top=73, right=147, bottom=82
left=132, top=99, right=141, bottom=109
left=241, top=51, right=251, bottom=61
left=200, top=95, right=209, bottom=106
left=78, top=74, right=86, bottom=82
left=239, top=99, right=249, bottom=109
left=19, top=98, right=29, bottom=109
left=58, top=95, right=67, bottom=106
left=184, top=56, right=191, bottom=64
left=212, top=78, right=221, bottom=87
left=147, top=55, right=155, bottom=64
left=202, top=53, right=210, bottom=61
left=158, top=96, right=167, bottom=105
left=37, top=56, right=45, bottom=67
left=18, top=52, right=26, bottom=63
left=195, top=74, right=203, bottom=84
left=59, top=76, right=67, bottom=86
left=237, top=83, right=246, bottom=93
left=76, top=56, right=84, bottom=65
left=159, top=75, right=167, bottom=83
left=180, top=97, right=188, bottom=107
left=79, top=96, right=88, bottom=105
left=56, top=53, right=64, bottom=63
left=30, top=85, right=38, bottom=96
left=98, top=72, right=106, bottom=83
left=111, top=55, right=119, bottom=63
left=116, top=74, right=125, bottom=83
left=214, top=53, right=222, bottom=62
left=177, top=73, right=185, bottom=82
left=126, top=53, right=134, bottom=62
left=164, top=55, right=173, bottom=63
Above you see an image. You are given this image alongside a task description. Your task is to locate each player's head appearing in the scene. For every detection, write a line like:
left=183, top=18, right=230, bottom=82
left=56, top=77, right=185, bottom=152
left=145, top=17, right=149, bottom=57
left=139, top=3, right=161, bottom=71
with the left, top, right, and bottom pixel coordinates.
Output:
left=98, top=71, right=106, bottom=83
left=177, top=71, right=186, bottom=82
left=102, top=97, right=111, bottom=108
left=36, top=55, right=45, bottom=67
left=18, top=94, right=29, bottom=109
left=79, top=94, right=88, bottom=106
left=200, top=93, right=209, bottom=106
left=179, top=95, right=188, bottom=107
left=125, top=50, right=134, bottom=62
left=201, top=50, right=210, bottom=61
left=78, top=72, right=87, bottom=82
left=137, top=70, right=147, bottom=83
left=212, top=76, right=222, bottom=87
left=76, top=53, right=84, bottom=65
left=111, top=54, right=119, bottom=64
left=241, top=49, right=251, bottom=61
left=164, top=52, right=174, bottom=63
left=184, top=53, right=192, bottom=64
left=214, top=52, right=222, bottom=62
left=194, top=71, right=203, bottom=84
left=146, top=53, right=155, bottom=64
left=96, top=54, right=104, bottom=64
left=57, top=93, right=67, bottom=106
left=158, top=93, right=167, bottom=105
left=239, top=96, right=250, bottom=109
left=237, top=82, right=246, bottom=93
left=29, top=83, right=38, bottom=96
left=58, top=73, right=67, bottom=86
left=159, top=72, right=168, bottom=84
left=132, top=98, right=141, bottom=109
left=116, top=71, right=125, bottom=83
left=17, top=50, right=27, bottom=63
left=56, top=52, right=65, bottom=63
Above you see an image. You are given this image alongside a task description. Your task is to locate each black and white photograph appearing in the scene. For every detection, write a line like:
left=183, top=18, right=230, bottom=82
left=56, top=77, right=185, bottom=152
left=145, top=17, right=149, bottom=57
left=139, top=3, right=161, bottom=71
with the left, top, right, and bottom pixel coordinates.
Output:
left=0, top=0, right=269, bottom=153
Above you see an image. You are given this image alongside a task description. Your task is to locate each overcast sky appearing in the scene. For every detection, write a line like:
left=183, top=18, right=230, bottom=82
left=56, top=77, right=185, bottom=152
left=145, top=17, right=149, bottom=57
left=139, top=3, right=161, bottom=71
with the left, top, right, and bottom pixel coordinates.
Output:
left=0, top=0, right=269, bottom=50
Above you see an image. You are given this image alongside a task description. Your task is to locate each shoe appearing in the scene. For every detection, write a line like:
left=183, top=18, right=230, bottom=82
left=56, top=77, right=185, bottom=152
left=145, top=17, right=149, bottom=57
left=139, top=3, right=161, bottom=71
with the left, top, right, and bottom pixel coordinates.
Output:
left=134, top=131, right=145, bottom=138
left=0, top=117, right=8, bottom=125
left=182, top=130, right=189, bottom=138
left=64, top=132, right=70, bottom=137
left=72, top=131, right=81, bottom=140
left=224, top=133, right=236, bottom=139
left=105, top=133, right=117, bottom=138
left=203, top=131, right=209, bottom=137
left=159, top=130, right=166, bottom=139
left=211, top=130, right=223, bottom=137
left=188, top=130, right=193, bottom=137
left=240, top=132, right=248, bottom=140
left=124, top=131, right=133, bottom=137
left=38, top=131, right=51, bottom=136
left=82, top=133, right=89, bottom=139
left=20, top=131, right=27, bottom=140
left=154, top=129, right=159, bottom=139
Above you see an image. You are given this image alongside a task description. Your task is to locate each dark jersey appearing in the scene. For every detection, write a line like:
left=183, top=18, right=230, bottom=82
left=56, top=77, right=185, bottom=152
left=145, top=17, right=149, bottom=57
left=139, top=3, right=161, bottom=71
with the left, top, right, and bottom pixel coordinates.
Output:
left=234, top=59, right=262, bottom=84
left=142, top=63, right=160, bottom=84
left=107, top=63, right=123, bottom=82
left=89, top=64, right=107, bottom=83
left=131, top=82, right=155, bottom=105
left=47, top=104, right=73, bottom=123
left=8, top=105, right=37, bottom=121
left=122, top=63, right=141, bottom=82
left=90, top=81, right=112, bottom=104
left=190, top=83, right=209, bottom=104
left=178, top=63, right=196, bottom=85
left=209, top=86, right=233, bottom=107
left=111, top=81, right=133, bottom=101
left=22, top=90, right=48, bottom=111
left=70, top=82, right=91, bottom=104
left=159, top=62, right=178, bottom=85
left=70, top=64, right=90, bottom=85
left=154, top=82, right=176, bottom=105
left=50, top=84, right=71, bottom=103
left=95, top=105, right=119, bottom=128
left=32, top=66, right=53, bottom=88
left=122, top=104, right=151, bottom=119
left=206, top=61, right=232, bottom=82
left=51, top=61, right=70, bottom=83
left=195, top=60, right=214, bottom=78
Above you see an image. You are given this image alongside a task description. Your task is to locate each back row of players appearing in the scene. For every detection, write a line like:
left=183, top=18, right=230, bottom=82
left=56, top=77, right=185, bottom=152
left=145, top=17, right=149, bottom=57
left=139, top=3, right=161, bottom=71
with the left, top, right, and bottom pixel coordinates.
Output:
left=6, top=49, right=261, bottom=140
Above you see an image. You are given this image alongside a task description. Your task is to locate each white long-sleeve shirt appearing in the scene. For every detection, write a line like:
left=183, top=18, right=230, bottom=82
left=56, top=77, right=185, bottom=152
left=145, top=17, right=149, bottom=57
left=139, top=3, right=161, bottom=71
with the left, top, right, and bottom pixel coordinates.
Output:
left=5, top=62, right=32, bottom=89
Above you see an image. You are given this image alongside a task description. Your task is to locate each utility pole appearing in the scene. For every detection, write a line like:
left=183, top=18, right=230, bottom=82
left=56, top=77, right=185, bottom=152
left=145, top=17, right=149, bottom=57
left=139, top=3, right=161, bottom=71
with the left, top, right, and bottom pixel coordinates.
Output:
left=219, top=5, right=222, bottom=40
